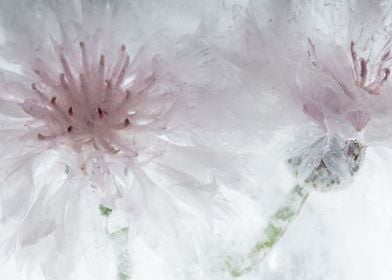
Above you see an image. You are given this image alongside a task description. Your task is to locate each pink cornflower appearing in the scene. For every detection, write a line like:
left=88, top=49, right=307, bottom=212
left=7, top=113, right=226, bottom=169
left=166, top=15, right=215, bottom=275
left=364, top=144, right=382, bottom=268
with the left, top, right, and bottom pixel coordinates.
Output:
left=0, top=1, right=223, bottom=279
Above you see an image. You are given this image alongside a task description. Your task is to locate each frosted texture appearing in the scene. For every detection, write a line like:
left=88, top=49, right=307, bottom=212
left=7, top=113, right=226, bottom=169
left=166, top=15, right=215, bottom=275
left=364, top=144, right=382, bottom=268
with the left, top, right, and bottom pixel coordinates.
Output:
left=0, top=0, right=392, bottom=280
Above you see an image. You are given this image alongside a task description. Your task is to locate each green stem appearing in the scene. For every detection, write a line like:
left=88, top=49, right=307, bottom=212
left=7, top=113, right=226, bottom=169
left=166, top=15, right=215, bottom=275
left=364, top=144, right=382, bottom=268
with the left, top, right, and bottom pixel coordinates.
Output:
left=225, top=184, right=310, bottom=277
left=111, top=227, right=131, bottom=280
left=99, top=204, right=131, bottom=280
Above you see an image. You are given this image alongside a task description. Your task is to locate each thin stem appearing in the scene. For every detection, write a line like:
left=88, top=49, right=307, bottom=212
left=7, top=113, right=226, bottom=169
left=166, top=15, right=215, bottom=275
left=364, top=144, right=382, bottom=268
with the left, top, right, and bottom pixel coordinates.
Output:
left=225, top=184, right=310, bottom=277
left=111, top=227, right=131, bottom=280
left=99, top=204, right=132, bottom=280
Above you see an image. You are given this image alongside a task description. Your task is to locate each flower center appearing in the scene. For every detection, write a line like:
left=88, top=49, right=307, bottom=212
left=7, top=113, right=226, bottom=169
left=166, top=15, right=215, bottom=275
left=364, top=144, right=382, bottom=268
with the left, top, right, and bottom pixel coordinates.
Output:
left=23, top=41, right=137, bottom=153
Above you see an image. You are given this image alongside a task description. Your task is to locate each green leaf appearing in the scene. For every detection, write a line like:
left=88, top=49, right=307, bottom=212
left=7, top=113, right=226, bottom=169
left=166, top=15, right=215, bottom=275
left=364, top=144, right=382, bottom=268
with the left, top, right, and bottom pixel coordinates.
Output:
left=99, top=204, right=112, bottom=217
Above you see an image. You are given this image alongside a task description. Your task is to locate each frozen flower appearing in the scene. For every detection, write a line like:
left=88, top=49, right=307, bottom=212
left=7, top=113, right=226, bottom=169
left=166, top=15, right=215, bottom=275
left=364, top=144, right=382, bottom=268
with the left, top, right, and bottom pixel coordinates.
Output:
left=198, top=0, right=392, bottom=277
left=0, top=1, right=231, bottom=279
left=283, top=39, right=371, bottom=190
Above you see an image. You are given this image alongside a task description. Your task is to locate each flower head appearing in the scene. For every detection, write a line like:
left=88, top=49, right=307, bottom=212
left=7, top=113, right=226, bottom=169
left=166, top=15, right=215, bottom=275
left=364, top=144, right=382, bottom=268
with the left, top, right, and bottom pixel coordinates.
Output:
left=23, top=39, right=171, bottom=155
left=200, top=0, right=392, bottom=190
left=0, top=1, right=226, bottom=279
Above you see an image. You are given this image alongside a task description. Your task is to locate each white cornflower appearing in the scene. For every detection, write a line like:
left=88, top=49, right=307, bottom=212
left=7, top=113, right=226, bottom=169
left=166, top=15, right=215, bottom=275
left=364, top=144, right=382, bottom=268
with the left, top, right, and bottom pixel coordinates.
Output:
left=0, top=1, right=227, bottom=279
left=199, top=0, right=392, bottom=277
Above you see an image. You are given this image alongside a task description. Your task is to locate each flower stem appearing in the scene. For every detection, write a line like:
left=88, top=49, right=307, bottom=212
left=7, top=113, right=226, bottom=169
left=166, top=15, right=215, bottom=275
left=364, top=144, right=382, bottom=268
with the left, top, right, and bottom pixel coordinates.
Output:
left=111, top=227, right=131, bottom=280
left=100, top=204, right=131, bottom=280
left=225, top=184, right=310, bottom=277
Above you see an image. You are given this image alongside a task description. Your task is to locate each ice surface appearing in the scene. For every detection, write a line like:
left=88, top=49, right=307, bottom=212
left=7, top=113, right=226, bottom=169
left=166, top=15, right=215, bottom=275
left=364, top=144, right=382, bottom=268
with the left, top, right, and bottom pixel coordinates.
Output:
left=1, top=0, right=392, bottom=280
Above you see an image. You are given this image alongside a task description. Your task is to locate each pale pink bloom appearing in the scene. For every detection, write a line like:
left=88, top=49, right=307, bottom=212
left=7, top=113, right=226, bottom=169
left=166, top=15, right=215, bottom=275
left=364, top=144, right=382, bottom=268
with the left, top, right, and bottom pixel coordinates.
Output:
left=0, top=1, right=227, bottom=279
left=196, top=2, right=391, bottom=276
left=288, top=39, right=374, bottom=137
left=277, top=38, right=386, bottom=186
left=200, top=0, right=392, bottom=192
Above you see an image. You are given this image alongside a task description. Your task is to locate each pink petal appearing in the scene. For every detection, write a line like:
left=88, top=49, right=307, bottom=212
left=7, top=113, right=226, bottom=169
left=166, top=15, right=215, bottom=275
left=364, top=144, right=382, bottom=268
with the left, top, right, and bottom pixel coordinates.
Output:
left=346, top=110, right=371, bottom=132
left=303, top=102, right=325, bottom=129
